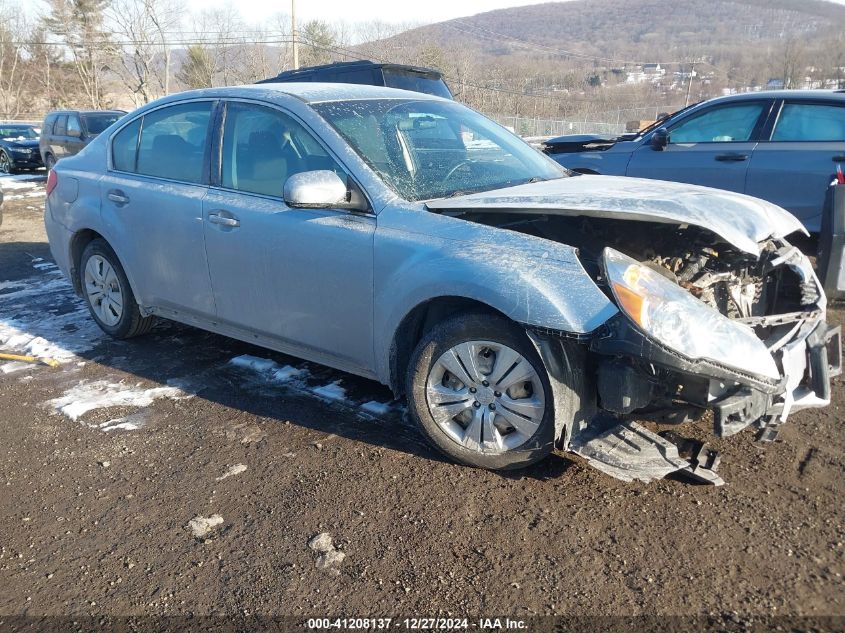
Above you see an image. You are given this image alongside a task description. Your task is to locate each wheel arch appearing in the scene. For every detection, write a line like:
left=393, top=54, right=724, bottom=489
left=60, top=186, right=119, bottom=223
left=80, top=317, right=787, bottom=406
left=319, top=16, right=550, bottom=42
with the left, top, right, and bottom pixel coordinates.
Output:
left=388, top=296, right=517, bottom=396
left=69, top=229, right=142, bottom=308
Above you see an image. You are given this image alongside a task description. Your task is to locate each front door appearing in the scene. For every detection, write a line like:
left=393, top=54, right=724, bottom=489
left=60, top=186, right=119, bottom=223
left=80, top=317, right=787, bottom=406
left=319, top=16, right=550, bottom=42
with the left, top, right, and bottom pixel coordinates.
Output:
left=202, top=101, right=375, bottom=372
left=627, top=101, right=771, bottom=194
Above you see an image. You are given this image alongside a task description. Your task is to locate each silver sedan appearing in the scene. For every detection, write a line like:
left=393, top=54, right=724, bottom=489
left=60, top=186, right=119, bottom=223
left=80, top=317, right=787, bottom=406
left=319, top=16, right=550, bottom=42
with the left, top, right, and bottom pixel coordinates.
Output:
left=44, top=84, right=840, bottom=483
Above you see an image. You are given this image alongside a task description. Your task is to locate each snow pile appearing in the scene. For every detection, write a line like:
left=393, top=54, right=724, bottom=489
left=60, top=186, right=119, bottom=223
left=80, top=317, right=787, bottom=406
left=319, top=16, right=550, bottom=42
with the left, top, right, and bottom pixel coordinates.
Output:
left=0, top=273, right=102, bottom=365
left=312, top=381, right=346, bottom=402
left=188, top=514, right=224, bottom=539
left=47, top=380, right=191, bottom=421
left=228, top=354, right=305, bottom=383
left=215, top=464, right=247, bottom=481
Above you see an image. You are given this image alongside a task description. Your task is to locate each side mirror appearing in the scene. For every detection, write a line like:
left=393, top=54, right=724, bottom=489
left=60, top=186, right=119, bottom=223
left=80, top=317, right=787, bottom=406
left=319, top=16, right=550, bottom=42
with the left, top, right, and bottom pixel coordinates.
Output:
left=651, top=127, right=669, bottom=151
left=283, top=170, right=365, bottom=210
left=67, top=128, right=82, bottom=139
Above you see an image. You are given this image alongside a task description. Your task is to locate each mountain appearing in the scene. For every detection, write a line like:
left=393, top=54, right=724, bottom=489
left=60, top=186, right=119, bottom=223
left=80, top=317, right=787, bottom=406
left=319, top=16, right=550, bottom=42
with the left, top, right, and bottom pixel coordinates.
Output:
left=364, top=0, right=845, bottom=70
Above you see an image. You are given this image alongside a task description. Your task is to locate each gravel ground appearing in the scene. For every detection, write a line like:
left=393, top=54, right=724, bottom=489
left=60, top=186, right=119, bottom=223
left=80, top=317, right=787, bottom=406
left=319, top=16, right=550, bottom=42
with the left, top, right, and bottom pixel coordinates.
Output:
left=1, top=175, right=843, bottom=625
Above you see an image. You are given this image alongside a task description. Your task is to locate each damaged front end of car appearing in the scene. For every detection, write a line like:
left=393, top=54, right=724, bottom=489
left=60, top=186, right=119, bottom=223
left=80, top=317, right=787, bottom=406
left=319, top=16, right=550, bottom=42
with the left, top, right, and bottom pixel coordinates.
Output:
left=429, top=178, right=842, bottom=485
left=538, top=232, right=840, bottom=485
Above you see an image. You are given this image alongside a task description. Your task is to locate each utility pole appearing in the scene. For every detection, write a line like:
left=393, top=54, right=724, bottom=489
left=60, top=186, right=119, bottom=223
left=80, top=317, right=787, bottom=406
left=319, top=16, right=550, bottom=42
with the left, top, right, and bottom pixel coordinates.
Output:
left=291, top=0, right=299, bottom=70
left=685, top=61, right=696, bottom=107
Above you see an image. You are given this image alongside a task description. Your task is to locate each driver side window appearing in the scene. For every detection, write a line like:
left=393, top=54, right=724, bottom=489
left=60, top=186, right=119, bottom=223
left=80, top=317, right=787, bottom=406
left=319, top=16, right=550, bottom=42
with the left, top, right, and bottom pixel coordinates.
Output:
left=669, top=103, right=765, bottom=143
left=220, top=102, right=346, bottom=198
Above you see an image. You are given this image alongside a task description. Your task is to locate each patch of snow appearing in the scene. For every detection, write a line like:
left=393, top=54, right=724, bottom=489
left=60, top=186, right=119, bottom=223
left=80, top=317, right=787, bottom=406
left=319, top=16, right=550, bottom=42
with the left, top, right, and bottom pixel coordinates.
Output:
left=228, top=354, right=305, bottom=383
left=187, top=514, right=224, bottom=539
left=360, top=400, right=391, bottom=416
left=47, top=380, right=191, bottom=421
left=0, top=175, right=43, bottom=190
left=101, top=420, right=141, bottom=432
left=312, top=381, right=346, bottom=402
left=1, top=361, right=30, bottom=374
left=0, top=274, right=103, bottom=364
left=308, top=532, right=334, bottom=553
left=215, top=463, right=247, bottom=481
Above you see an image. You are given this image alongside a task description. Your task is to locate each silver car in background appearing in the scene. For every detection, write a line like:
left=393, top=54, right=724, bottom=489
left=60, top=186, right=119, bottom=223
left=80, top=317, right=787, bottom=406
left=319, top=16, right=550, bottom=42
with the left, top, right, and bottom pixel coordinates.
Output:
left=44, top=84, right=841, bottom=484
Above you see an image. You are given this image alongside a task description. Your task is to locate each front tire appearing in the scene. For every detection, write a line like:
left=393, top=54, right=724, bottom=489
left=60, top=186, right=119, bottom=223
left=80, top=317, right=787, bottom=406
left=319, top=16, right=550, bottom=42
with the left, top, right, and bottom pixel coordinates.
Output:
left=406, top=312, right=558, bottom=470
left=80, top=239, right=154, bottom=339
left=44, top=153, right=56, bottom=171
left=0, top=151, right=14, bottom=174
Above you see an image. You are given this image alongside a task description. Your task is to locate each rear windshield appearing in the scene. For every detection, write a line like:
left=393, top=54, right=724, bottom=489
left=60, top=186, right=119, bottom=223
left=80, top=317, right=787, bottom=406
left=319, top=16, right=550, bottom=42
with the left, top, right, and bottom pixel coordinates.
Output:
left=382, top=69, right=453, bottom=99
left=83, top=113, right=122, bottom=135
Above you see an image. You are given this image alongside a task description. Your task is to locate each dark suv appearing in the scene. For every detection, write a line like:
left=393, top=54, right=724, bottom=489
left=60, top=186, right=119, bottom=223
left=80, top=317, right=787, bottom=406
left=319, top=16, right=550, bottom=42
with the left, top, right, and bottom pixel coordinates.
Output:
left=258, top=60, right=453, bottom=99
left=40, top=110, right=125, bottom=169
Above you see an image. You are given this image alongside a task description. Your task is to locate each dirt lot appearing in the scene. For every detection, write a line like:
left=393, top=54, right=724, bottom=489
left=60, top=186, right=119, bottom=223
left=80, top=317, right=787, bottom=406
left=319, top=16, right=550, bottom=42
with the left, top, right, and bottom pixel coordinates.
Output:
left=1, top=174, right=844, bottom=625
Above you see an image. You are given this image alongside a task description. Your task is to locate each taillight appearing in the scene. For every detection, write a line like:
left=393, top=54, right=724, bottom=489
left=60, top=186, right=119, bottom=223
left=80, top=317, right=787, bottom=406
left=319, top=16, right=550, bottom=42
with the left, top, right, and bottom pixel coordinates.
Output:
left=46, top=169, right=58, bottom=196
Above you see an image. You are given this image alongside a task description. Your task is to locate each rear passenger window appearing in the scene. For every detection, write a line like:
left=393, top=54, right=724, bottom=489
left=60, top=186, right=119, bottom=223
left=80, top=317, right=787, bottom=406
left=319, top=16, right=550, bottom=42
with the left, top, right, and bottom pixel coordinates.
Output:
left=43, top=115, right=56, bottom=135
left=136, top=101, right=212, bottom=183
left=55, top=115, right=67, bottom=136
left=220, top=102, right=345, bottom=198
left=111, top=118, right=142, bottom=172
left=336, top=69, right=377, bottom=85
left=67, top=115, right=82, bottom=136
left=772, top=103, right=845, bottom=142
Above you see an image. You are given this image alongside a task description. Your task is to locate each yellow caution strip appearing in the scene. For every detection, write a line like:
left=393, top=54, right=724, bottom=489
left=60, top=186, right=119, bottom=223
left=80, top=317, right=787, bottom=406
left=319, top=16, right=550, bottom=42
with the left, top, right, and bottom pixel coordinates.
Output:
left=0, top=352, right=61, bottom=368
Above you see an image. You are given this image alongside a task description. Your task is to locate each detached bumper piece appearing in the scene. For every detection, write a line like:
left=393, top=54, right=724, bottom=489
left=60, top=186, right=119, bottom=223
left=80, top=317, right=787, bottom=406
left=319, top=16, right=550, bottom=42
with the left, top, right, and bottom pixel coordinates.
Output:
left=569, top=417, right=724, bottom=486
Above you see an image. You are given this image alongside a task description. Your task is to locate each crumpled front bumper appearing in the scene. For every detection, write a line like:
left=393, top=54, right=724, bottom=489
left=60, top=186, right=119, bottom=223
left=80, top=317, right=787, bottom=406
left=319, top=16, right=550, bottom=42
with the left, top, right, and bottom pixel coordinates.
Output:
left=590, top=311, right=841, bottom=439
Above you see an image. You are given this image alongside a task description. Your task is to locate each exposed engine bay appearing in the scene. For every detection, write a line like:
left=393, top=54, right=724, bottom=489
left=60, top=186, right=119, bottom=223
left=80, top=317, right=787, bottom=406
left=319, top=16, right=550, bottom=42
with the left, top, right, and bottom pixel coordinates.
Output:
left=454, top=211, right=816, bottom=321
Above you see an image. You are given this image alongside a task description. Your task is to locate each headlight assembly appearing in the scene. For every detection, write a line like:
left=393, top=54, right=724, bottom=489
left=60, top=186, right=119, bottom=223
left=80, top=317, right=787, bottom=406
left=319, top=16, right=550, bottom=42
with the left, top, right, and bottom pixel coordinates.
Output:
left=603, top=247, right=780, bottom=381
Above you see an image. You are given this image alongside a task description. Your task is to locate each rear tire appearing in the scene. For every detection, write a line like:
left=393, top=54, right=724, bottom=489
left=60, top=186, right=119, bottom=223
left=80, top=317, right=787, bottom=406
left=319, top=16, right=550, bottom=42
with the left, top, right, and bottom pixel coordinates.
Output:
left=406, top=312, right=561, bottom=470
left=80, top=239, right=154, bottom=339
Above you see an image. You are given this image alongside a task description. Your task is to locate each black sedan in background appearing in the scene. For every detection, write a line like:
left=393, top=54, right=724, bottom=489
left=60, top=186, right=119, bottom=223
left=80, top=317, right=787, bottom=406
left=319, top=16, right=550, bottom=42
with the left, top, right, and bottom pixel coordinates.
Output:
left=0, top=124, right=43, bottom=173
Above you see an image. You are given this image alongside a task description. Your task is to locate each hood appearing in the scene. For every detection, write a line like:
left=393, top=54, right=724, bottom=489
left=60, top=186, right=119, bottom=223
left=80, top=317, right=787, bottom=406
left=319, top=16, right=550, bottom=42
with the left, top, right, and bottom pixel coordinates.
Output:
left=426, top=175, right=808, bottom=256
left=544, top=134, right=617, bottom=145
left=2, top=138, right=39, bottom=148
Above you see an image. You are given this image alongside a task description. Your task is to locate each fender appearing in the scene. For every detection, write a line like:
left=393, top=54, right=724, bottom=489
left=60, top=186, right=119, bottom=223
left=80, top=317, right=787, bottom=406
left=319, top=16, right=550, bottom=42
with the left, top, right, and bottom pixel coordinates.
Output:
left=372, top=206, right=618, bottom=383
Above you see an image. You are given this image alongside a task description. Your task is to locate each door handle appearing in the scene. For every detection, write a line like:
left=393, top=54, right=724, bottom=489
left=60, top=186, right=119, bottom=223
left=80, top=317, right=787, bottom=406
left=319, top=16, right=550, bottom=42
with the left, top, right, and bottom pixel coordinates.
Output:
left=208, top=212, right=240, bottom=228
left=715, top=153, right=749, bottom=162
left=107, top=189, right=129, bottom=205
left=833, top=155, right=845, bottom=162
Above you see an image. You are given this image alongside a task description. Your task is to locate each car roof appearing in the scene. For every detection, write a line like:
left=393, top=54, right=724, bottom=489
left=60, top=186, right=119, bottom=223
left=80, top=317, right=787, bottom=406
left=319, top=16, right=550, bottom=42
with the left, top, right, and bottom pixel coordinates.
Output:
left=46, top=110, right=126, bottom=115
left=701, top=89, right=845, bottom=106
left=175, top=82, right=447, bottom=104
left=266, top=60, right=443, bottom=78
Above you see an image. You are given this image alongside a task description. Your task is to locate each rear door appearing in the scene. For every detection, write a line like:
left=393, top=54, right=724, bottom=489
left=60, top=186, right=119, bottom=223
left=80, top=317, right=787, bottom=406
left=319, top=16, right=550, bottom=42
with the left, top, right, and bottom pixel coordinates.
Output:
left=626, top=100, right=772, bottom=193
left=52, top=115, right=68, bottom=158
left=202, top=100, right=376, bottom=372
left=99, top=100, right=216, bottom=319
left=746, top=100, right=845, bottom=232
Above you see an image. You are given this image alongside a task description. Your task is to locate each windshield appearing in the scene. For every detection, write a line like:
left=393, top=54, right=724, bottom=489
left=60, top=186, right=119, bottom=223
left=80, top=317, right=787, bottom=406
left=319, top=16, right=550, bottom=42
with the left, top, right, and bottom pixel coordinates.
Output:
left=0, top=126, right=38, bottom=140
left=382, top=69, right=453, bottom=99
left=312, top=99, right=567, bottom=201
left=83, top=113, right=122, bottom=135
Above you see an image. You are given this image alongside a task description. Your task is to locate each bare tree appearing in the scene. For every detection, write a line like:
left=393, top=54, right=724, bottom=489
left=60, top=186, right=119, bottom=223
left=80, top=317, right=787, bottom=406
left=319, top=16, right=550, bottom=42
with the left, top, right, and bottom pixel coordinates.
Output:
left=0, top=4, right=34, bottom=118
left=109, top=0, right=183, bottom=105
